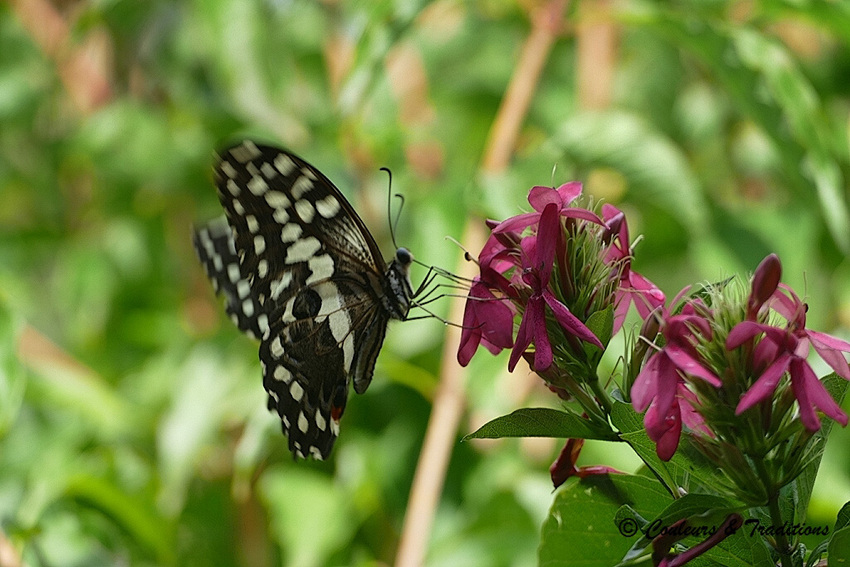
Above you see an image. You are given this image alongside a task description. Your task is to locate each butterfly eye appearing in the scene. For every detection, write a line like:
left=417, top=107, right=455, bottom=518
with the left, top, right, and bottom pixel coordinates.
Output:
left=396, top=247, right=413, bottom=266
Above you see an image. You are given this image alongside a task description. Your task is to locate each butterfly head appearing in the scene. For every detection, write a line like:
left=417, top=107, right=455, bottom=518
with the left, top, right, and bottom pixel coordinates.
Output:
left=382, top=247, right=414, bottom=321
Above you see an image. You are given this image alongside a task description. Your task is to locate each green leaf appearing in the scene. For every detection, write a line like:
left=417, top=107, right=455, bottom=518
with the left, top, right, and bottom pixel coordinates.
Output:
left=620, top=496, right=775, bottom=567
left=611, top=400, right=726, bottom=496
left=787, top=373, right=849, bottom=523
left=625, top=7, right=850, bottom=252
left=585, top=304, right=615, bottom=350
left=539, top=474, right=672, bottom=567
left=837, top=502, right=850, bottom=531
left=463, top=407, right=619, bottom=441
left=828, top=525, right=850, bottom=566
left=548, top=110, right=709, bottom=236
left=260, top=467, right=357, bottom=567
left=623, top=493, right=739, bottom=556
left=66, top=473, right=175, bottom=564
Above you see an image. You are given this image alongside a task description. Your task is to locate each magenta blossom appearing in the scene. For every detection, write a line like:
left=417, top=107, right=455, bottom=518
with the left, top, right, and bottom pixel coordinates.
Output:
left=492, top=182, right=602, bottom=235
left=729, top=284, right=850, bottom=431
left=508, top=203, right=602, bottom=371
left=632, top=305, right=722, bottom=460
left=549, top=438, right=623, bottom=489
left=601, top=204, right=665, bottom=332
left=457, top=278, right=514, bottom=366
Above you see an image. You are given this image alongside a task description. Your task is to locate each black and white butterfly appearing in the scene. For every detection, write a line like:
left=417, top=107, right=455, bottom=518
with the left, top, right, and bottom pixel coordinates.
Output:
left=193, top=141, right=415, bottom=460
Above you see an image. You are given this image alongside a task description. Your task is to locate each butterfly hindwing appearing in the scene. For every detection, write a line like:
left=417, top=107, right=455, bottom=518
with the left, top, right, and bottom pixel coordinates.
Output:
left=261, top=280, right=392, bottom=459
left=193, top=216, right=265, bottom=339
left=194, top=141, right=412, bottom=460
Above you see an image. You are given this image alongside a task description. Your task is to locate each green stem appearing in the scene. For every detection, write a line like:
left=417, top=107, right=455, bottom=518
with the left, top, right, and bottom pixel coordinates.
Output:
left=589, top=379, right=613, bottom=416
left=754, top=460, right=793, bottom=567
left=563, top=380, right=606, bottom=423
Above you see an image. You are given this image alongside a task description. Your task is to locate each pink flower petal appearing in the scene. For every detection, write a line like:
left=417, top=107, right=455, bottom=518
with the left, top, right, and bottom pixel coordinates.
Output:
left=664, top=344, right=722, bottom=386
left=492, top=212, right=540, bottom=234
left=560, top=207, right=603, bottom=225
left=726, top=321, right=774, bottom=349
left=796, top=359, right=848, bottom=427
left=534, top=203, right=559, bottom=284
left=790, top=359, right=822, bottom=432
left=632, top=353, right=664, bottom=412
left=508, top=301, right=534, bottom=372
left=530, top=298, right=553, bottom=371
left=543, top=290, right=603, bottom=348
left=528, top=185, right=564, bottom=211
left=736, top=353, right=791, bottom=414
left=555, top=181, right=582, bottom=204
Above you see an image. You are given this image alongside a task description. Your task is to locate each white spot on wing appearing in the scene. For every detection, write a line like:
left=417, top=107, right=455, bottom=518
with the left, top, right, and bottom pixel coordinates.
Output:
left=271, top=272, right=293, bottom=301
left=290, top=381, right=304, bottom=402
left=273, top=365, right=292, bottom=383
left=294, top=199, right=315, bottom=223
left=242, top=298, right=254, bottom=317
left=280, top=223, right=302, bottom=243
left=285, top=236, right=321, bottom=264
left=313, top=282, right=354, bottom=370
left=270, top=336, right=284, bottom=358
left=236, top=279, right=250, bottom=299
left=221, top=161, right=237, bottom=178
left=298, top=412, right=309, bottom=433
left=258, top=313, right=269, bottom=337
left=227, top=179, right=240, bottom=196
left=275, top=154, right=296, bottom=175
left=315, top=411, right=326, bottom=431
left=231, top=141, right=261, bottom=163
left=315, top=194, right=341, bottom=219
left=248, top=175, right=268, bottom=196
left=227, top=263, right=240, bottom=283
left=246, top=215, right=259, bottom=233
left=305, top=254, right=334, bottom=285
left=257, top=259, right=269, bottom=278
left=261, top=162, right=277, bottom=178
left=254, top=235, right=266, bottom=255
left=265, top=191, right=290, bottom=209
left=292, top=176, right=313, bottom=199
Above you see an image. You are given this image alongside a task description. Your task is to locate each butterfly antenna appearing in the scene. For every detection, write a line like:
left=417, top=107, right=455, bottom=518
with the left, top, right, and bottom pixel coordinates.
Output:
left=380, top=166, right=404, bottom=250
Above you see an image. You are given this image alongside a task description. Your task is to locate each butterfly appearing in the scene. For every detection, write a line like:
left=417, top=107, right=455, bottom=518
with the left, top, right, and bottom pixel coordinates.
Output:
left=193, top=141, right=415, bottom=460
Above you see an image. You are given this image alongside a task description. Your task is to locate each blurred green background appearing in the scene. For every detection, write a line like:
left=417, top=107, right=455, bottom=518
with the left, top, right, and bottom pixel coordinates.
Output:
left=2, top=0, right=850, bottom=565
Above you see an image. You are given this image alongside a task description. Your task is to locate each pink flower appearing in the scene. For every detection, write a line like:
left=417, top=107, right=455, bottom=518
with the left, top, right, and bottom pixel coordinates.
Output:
left=507, top=203, right=602, bottom=372
left=631, top=305, right=722, bottom=460
left=491, top=182, right=602, bottom=235
left=655, top=514, right=743, bottom=567
left=549, top=438, right=623, bottom=489
left=457, top=278, right=514, bottom=366
left=601, top=204, right=665, bottom=332
left=729, top=283, right=850, bottom=431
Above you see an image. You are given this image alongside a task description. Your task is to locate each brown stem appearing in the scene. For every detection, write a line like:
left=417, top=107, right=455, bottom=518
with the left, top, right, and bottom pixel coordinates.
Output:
left=8, top=0, right=112, bottom=114
left=394, top=2, right=569, bottom=566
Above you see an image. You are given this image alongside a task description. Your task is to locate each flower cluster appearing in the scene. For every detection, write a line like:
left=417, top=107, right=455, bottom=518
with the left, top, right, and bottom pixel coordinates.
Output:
left=631, top=254, right=850, bottom=499
left=457, top=182, right=850, bottom=566
left=458, top=182, right=664, bottom=386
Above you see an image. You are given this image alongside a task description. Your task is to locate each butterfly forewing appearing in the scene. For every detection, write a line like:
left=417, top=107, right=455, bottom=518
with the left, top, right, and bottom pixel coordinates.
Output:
left=193, top=141, right=412, bottom=460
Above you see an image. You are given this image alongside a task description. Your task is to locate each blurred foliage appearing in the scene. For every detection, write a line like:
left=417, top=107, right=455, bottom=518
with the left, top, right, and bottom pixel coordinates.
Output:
left=1, top=0, right=850, bottom=565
